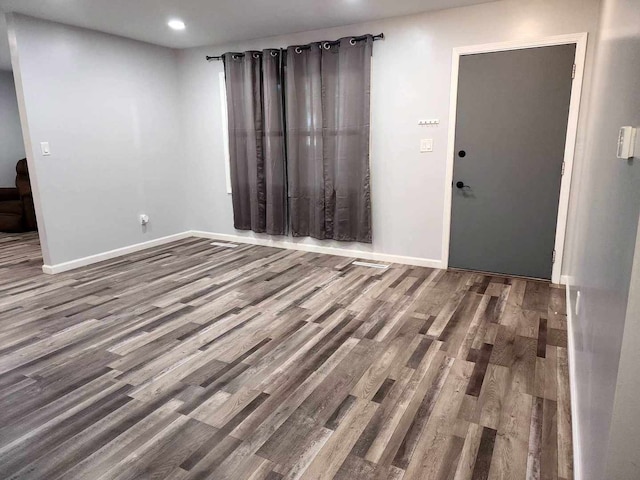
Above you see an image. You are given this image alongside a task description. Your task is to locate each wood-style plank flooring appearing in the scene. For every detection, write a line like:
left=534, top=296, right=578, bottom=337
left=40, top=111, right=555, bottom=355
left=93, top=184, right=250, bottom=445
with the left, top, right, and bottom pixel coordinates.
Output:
left=0, top=232, right=573, bottom=479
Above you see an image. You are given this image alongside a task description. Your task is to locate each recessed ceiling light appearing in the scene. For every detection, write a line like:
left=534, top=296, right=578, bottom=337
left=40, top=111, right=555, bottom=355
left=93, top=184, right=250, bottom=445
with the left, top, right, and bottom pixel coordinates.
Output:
left=168, top=20, right=186, bottom=31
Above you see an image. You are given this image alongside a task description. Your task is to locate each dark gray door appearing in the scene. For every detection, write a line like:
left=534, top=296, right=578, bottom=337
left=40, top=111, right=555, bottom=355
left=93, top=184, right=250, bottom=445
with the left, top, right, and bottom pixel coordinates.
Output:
left=449, top=44, right=576, bottom=280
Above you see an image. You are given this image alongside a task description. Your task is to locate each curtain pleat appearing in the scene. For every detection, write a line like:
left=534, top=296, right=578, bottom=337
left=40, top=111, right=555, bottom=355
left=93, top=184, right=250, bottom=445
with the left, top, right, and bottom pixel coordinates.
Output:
left=263, top=49, right=287, bottom=235
left=224, top=51, right=286, bottom=234
left=285, top=43, right=325, bottom=239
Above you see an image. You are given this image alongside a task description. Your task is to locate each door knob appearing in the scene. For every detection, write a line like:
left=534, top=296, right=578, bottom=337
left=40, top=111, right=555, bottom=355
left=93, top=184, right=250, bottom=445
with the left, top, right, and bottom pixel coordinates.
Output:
left=458, top=150, right=467, bottom=157
left=456, top=181, right=466, bottom=189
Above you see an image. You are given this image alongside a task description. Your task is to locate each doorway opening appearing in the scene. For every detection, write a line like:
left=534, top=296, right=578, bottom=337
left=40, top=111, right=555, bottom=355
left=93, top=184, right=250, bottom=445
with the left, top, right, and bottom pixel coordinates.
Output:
left=0, top=69, right=41, bottom=269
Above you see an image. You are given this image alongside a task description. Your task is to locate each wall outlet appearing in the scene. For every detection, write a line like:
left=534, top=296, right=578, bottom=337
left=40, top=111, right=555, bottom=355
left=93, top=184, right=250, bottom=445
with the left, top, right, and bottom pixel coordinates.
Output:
left=139, top=214, right=150, bottom=226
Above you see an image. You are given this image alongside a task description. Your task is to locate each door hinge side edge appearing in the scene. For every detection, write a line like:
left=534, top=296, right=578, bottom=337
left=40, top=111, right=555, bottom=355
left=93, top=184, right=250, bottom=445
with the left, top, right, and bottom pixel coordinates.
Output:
left=572, top=63, right=577, bottom=79
left=552, top=249, right=557, bottom=264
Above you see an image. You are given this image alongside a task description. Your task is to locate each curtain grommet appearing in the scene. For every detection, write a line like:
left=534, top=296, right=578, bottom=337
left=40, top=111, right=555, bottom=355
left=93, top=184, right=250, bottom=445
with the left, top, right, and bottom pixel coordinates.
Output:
left=323, top=42, right=331, bottom=50
left=270, top=51, right=278, bottom=57
left=253, top=53, right=260, bottom=59
left=295, top=47, right=303, bottom=54
left=350, top=38, right=357, bottom=46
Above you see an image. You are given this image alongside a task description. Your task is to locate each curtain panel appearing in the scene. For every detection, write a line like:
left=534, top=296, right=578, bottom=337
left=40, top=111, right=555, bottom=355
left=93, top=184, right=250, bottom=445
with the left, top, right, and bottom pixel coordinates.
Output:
left=223, top=50, right=287, bottom=235
left=223, top=35, right=373, bottom=243
left=286, top=36, right=373, bottom=243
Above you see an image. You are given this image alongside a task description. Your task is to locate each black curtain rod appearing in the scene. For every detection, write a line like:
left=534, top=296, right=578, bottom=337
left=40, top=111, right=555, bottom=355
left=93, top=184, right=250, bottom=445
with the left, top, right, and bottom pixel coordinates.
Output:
left=206, top=33, right=384, bottom=61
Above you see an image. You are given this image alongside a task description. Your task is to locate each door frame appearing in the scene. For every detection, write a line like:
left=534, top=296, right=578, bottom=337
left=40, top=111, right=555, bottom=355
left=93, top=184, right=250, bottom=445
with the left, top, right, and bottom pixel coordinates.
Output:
left=441, top=33, right=589, bottom=284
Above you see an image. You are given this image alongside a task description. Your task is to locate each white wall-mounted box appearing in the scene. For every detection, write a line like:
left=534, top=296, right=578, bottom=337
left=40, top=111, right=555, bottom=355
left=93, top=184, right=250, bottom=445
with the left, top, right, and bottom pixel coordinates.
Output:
left=617, top=126, right=636, bottom=159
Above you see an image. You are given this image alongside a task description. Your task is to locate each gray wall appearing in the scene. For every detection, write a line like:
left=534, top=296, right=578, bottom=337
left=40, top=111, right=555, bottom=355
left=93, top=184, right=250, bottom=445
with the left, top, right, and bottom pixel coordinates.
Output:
left=605, top=214, right=640, bottom=479
left=563, top=0, right=640, bottom=478
left=6, top=0, right=601, bottom=268
left=7, top=14, right=187, bottom=266
left=178, top=0, right=601, bottom=264
left=0, top=70, right=25, bottom=187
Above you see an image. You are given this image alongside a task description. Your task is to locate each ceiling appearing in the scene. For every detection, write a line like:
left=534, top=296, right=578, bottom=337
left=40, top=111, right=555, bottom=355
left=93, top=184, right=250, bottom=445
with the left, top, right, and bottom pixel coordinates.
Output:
left=0, top=0, right=494, bottom=70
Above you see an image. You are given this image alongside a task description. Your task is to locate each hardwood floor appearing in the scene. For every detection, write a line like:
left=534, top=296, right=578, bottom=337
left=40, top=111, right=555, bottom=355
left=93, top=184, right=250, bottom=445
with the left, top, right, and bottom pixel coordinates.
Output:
left=0, top=232, right=573, bottom=480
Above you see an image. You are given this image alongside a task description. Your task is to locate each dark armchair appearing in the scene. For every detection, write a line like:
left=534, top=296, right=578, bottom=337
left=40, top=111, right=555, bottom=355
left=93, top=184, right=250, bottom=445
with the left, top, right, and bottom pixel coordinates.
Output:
left=0, top=159, right=37, bottom=232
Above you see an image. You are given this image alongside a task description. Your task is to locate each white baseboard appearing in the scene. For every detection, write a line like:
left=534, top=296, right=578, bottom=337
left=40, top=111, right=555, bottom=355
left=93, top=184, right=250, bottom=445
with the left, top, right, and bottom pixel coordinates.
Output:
left=565, top=282, right=583, bottom=480
left=41, top=230, right=444, bottom=274
left=41, top=232, right=193, bottom=274
left=190, top=231, right=444, bottom=269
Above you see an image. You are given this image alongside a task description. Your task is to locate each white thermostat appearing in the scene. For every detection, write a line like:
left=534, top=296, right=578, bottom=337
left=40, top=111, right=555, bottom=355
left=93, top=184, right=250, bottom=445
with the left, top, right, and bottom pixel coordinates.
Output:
left=617, top=126, right=637, bottom=159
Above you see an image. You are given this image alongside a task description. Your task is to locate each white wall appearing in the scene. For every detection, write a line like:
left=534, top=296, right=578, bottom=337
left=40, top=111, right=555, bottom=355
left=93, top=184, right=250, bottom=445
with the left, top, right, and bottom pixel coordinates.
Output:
left=563, top=0, right=640, bottom=478
left=0, top=69, right=25, bottom=186
left=178, top=0, right=601, bottom=265
left=7, top=14, right=187, bottom=266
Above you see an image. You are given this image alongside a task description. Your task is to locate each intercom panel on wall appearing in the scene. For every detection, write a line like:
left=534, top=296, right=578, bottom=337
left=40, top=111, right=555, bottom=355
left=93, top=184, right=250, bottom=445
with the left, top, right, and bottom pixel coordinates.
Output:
left=617, top=126, right=637, bottom=159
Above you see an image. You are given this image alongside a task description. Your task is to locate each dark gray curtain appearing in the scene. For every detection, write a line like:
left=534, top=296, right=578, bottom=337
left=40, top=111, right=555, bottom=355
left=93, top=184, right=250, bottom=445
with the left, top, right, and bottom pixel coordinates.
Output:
left=286, top=36, right=373, bottom=243
left=224, top=50, right=286, bottom=235
left=285, top=43, right=325, bottom=240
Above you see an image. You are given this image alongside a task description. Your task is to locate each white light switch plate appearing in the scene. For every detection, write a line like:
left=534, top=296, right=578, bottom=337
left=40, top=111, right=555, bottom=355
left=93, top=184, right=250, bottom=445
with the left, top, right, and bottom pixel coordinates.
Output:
left=40, top=142, right=51, bottom=156
left=420, top=138, right=433, bottom=153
